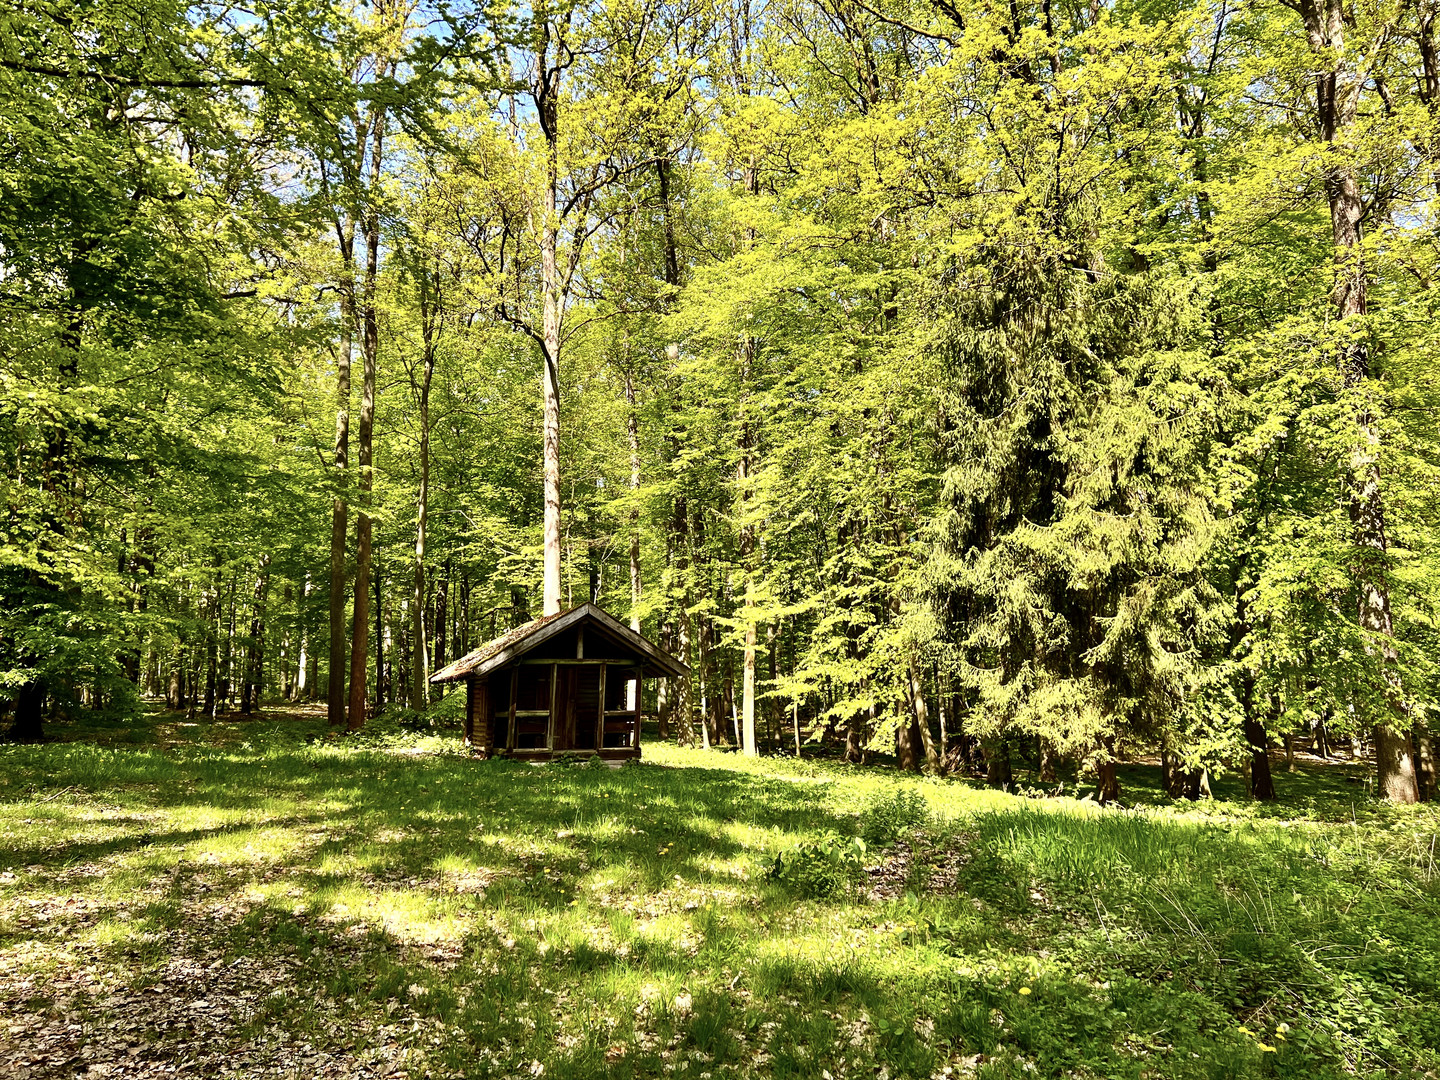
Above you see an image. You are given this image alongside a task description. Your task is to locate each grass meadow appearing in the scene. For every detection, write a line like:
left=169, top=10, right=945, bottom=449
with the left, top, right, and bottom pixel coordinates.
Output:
left=1, top=706, right=1438, bottom=1079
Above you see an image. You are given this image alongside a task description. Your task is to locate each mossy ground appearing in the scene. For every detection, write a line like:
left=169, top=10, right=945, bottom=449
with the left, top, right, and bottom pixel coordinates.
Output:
left=1, top=704, right=1437, bottom=1079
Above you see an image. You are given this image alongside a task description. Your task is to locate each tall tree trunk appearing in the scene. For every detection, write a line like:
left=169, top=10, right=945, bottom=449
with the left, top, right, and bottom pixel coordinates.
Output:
left=625, top=370, right=643, bottom=710
left=167, top=643, right=183, bottom=710
left=1300, top=0, right=1418, bottom=803
left=294, top=577, right=310, bottom=702
left=434, top=561, right=448, bottom=685
left=242, top=558, right=270, bottom=716
left=766, top=622, right=781, bottom=751
left=1239, top=666, right=1276, bottom=800
left=220, top=571, right=237, bottom=713
left=203, top=561, right=219, bottom=717
left=1039, top=739, right=1058, bottom=783
left=907, top=656, right=938, bottom=771
left=1095, top=759, right=1120, bottom=805
left=982, top=737, right=1011, bottom=786
left=538, top=28, right=563, bottom=617
left=656, top=156, right=681, bottom=289
left=411, top=264, right=436, bottom=711
left=845, top=712, right=867, bottom=765
left=697, top=613, right=714, bottom=749
left=895, top=705, right=921, bottom=772
left=736, top=339, right=758, bottom=757
left=1416, top=724, right=1436, bottom=802
left=1244, top=716, right=1276, bottom=800
left=374, top=553, right=386, bottom=710
left=328, top=250, right=354, bottom=727
left=347, top=108, right=386, bottom=733
left=656, top=622, right=672, bottom=739
left=670, top=417, right=694, bottom=743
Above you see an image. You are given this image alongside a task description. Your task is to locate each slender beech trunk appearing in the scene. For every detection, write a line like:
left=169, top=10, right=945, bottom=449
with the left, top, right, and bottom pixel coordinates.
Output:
left=373, top=553, right=385, bottom=709
left=1416, top=725, right=1437, bottom=801
left=698, top=612, right=713, bottom=749
left=1300, top=0, right=1418, bottom=802
left=766, top=623, right=781, bottom=751
left=657, top=623, right=673, bottom=739
left=737, top=337, right=758, bottom=756
left=1039, top=739, right=1058, bottom=783
left=242, top=558, right=270, bottom=716
left=328, top=247, right=354, bottom=726
left=411, top=265, right=437, bottom=711
left=347, top=106, right=387, bottom=733
left=626, top=369, right=643, bottom=710
left=434, top=562, right=449, bottom=683
left=203, top=560, right=219, bottom=717
left=626, top=371, right=642, bottom=630
left=907, top=657, right=937, bottom=771
left=656, top=156, right=680, bottom=290
left=219, top=571, right=236, bottom=712
left=669, top=406, right=694, bottom=743
left=537, top=28, right=563, bottom=617
left=294, top=576, right=310, bottom=701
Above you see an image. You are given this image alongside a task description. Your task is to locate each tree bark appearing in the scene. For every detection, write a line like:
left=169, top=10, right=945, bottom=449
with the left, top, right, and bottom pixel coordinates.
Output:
left=982, top=738, right=1011, bottom=786
left=434, top=562, right=448, bottom=684
left=347, top=102, right=386, bottom=732
left=1039, top=739, right=1058, bottom=783
left=538, top=26, right=564, bottom=617
left=656, top=156, right=681, bottom=289
left=737, top=339, right=758, bottom=757
left=241, top=558, right=269, bottom=716
left=907, top=656, right=939, bottom=771
left=669, top=414, right=694, bottom=743
left=411, top=262, right=437, bottom=712
left=1415, top=724, right=1436, bottom=802
left=895, top=706, right=922, bottom=772
left=203, top=560, right=219, bottom=717
left=624, top=371, right=642, bottom=639
left=328, top=224, right=354, bottom=727
left=1244, top=714, right=1276, bottom=800
left=374, top=552, right=386, bottom=710
left=1095, top=758, right=1120, bottom=805
left=1300, top=0, right=1418, bottom=803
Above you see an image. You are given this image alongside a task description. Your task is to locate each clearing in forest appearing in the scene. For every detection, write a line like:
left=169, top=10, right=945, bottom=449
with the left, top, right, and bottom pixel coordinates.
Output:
left=1, top=711, right=1437, bottom=1080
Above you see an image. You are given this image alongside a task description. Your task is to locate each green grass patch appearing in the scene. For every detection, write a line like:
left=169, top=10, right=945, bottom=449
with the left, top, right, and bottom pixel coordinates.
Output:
left=1, top=711, right=1437, bottom=1078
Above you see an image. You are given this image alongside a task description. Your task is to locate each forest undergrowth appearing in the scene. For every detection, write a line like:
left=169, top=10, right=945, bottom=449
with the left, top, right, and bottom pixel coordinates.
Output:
left=1, top=707, right=1437, bottom=1080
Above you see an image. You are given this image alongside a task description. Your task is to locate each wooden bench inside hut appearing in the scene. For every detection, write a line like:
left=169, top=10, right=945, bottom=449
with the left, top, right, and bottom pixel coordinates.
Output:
left=428, top=603, right=689, bottom=761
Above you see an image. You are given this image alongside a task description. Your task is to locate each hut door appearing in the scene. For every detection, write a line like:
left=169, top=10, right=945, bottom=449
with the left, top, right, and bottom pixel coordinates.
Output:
left=571, top=667, right=601, bottom=751
left=513, top=665, right=553, bottom=750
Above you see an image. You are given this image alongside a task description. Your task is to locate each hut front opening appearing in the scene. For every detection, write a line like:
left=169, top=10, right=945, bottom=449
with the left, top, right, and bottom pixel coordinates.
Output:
left=480, top=661, right=641, bottom=755
left=431, top=604, right=687, bottom=761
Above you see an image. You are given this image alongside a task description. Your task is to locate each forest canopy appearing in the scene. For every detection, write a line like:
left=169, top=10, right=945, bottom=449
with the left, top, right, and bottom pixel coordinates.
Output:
left=3, top=0, right=1438, bottom=803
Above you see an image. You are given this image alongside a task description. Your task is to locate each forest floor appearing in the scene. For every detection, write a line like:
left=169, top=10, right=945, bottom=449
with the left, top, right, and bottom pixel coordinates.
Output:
left=1, top=706, right=1438, bottom=1080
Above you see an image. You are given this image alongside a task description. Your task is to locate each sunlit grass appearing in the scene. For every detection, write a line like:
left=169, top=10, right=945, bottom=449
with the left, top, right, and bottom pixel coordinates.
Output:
left=1, top=712, right=1438, bottom=1078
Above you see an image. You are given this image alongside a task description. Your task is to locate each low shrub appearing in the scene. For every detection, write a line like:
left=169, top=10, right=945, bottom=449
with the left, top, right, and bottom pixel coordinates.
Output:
left=768, top=833, right=868, bottom=899
left=860, top=787, right=931, bottom=846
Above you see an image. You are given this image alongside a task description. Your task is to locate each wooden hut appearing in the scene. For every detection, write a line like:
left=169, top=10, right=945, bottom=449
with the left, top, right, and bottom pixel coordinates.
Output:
left=428, top=603, right=688, bottom=761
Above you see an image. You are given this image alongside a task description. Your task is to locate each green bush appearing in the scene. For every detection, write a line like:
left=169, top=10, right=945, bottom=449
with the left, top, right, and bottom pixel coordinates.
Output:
left=860, top=787, right=931, bottom=846
left=768, top=833, right=868, bottom=899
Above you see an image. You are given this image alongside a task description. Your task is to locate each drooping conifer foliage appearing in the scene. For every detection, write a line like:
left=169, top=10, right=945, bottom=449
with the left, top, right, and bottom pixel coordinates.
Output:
left=3, top=0, right=1437, bottom=800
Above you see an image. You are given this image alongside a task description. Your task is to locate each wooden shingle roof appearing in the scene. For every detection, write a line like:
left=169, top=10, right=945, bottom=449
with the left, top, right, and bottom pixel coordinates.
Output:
left=428, top=603, right=689, bottom=684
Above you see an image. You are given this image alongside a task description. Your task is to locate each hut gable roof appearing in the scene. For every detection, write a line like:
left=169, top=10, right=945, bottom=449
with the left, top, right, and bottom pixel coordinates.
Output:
left=429, top=603, right=689, bottom=684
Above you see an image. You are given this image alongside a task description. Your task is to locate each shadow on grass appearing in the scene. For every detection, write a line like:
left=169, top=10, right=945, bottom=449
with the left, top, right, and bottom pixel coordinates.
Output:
left=4, top=715, right=1439, bottom=1080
